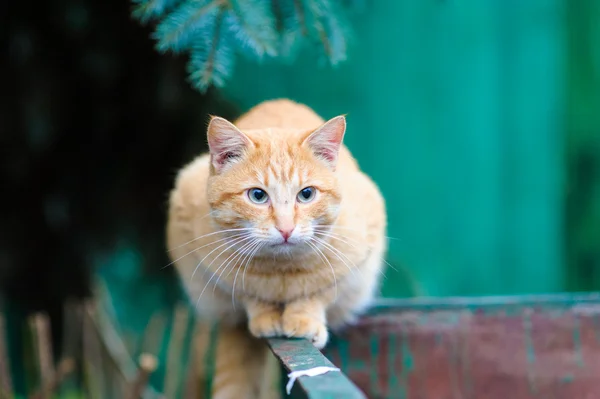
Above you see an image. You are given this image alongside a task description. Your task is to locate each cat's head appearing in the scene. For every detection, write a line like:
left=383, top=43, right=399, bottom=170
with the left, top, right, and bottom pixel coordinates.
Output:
left=205, top=115, right=346, bottom=255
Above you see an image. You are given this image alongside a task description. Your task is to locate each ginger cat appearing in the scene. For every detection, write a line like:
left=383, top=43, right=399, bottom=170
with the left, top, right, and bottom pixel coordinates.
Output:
left=167, top=99, right=387, bottom=398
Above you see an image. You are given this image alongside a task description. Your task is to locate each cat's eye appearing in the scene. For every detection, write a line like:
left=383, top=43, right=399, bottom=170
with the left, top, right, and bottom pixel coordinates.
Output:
left=297, top=187, right=317, bottom=203
left=248, top=188, right=269, bottom=204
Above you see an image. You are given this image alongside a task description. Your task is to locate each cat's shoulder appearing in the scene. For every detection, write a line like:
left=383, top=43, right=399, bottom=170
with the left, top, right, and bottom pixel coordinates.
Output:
left=170, top=153, right=210, bottom=206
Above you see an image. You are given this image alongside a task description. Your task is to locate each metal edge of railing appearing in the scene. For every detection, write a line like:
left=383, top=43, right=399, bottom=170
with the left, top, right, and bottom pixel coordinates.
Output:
left=367, top=291, right=600, bottom=313
left=266, top=337, right=366, bottom=399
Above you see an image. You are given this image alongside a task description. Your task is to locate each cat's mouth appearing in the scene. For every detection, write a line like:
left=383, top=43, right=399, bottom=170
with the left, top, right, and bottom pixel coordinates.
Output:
left=272, top=241, right=295, bottom=247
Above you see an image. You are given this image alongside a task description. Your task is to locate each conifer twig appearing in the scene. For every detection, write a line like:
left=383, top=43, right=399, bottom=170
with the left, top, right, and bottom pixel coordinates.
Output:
left=161, top=0, right=226, bottom=50
left=200, top=8, right=225, bottom=89
left=0, top=312, right=13, bottom=398
left=293, top=0, right=307, bottom=35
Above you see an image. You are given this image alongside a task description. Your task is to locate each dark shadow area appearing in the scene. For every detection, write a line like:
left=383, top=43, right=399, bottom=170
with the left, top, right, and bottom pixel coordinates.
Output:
left=0, top=0, right=238, bottom=342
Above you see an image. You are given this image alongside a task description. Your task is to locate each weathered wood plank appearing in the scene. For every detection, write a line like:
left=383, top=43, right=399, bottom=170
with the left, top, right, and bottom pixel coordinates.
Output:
left=323, top=293, right=600, bottom=399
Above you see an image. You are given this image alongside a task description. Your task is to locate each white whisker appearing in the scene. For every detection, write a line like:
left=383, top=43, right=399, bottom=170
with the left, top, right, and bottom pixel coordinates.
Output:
left=232, top=240, right=264, bottom=310
left=313, top=231, right=356, bottom=248
left=195, top=235, right=256, bottom=306
left=213, top=239, right=260, bottom=295
left=168, top=227, right=255, bottom=253
left=190, top=234, right=250, bottom=281
left=242, top=242, right=266, bottom=292
left=311, top=236, right=362, bottom=278
left=314, top=230, right=398, bottom=276
left=162, top=232, right=248, bottom=270
left=313, top=225, right=399, bottom=241
left=306, top=241, right=337, bottom=300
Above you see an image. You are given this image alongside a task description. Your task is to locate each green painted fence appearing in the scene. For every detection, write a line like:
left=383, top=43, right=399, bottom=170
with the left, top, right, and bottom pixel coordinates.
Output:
left=222, top=0, right=585, bottom=298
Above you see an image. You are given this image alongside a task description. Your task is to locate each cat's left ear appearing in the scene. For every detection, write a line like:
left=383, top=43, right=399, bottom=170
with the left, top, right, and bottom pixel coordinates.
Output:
left=302, top=115, right=346, bottom=169
left=207, top=116, right=254, bottom=174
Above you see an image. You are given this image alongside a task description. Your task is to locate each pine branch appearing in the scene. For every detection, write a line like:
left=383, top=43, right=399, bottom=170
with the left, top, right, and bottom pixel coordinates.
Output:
left=187, top=9, right=235, bottom=92
left=226, top=0, right=278, bottom=59
left=293, top=0, right=307, bottom=35
left=131, top=0, right=360, bottom=91
left=154, top=0, right=225, bottom=53
left=276, top=0, right=306, bottom=59
left=304, top=0, right=348, bottom=65
left=132, top=0, right=183, bottom=23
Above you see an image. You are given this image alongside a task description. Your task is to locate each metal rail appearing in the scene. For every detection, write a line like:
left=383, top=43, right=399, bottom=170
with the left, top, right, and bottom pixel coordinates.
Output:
left=266, top=338, right=366, bottom=399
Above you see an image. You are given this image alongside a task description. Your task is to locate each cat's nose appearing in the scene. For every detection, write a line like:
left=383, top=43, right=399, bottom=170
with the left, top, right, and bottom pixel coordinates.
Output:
left=276, top=226, right=294, bottom=242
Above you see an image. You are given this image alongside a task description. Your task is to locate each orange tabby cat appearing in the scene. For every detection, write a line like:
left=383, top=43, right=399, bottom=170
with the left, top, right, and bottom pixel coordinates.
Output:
left=167, top=99, right=387, bottom=398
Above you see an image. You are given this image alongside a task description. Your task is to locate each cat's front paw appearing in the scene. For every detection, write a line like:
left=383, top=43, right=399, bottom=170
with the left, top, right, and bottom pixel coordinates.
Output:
left=248, top=310, right=283, bottom=338
left=281, top=312, right=329, bottom=349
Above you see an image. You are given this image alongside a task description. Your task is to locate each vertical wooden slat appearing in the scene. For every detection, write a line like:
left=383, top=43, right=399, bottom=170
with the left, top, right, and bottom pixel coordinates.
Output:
left=82, top=303, right=104, bottom=399
left=29, top=357, right=76, bottom=399
left=126, top=353, right=158, bottom=399
left=185, top=321, right=213, bottom=399
left=30, top=313, right=54, bottom=398
left=183, top=321, right=200, bottom=399
left=138, top=311, right=167, bottom=395
left=163, top=305, right=189, bottom=398
left=58, top=300, right=83, bottom=397
left=0, top=312, right=13, bottom=398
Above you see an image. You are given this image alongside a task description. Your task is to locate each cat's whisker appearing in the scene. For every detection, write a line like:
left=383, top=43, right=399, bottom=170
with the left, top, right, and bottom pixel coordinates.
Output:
left=168, top=227, right=255, bottom=253
left=229, top=241, right=260, bottom=309
left=162, top=232, right=248, bottom=270
left=311, top=236, right=363, bottom=278
left=191, top=234, right=251, bottom=281
left=313, top=231, right=357, bottom=249
left=242, top=242, right=265, bottom=292
left=306, top=241, right=338, bottom=300
left=213, top=239, right=260, bottom=295
left=225, top=237, right=265, bottom=279
left=314, top=230, right=398, bottom=275
left=232, top=240, right=264, bottom=310
left=313, top=225, right=399, bottom=241
left=192, top=210, right=217, bottom=222
left=195, top=236, right=256, bottom=305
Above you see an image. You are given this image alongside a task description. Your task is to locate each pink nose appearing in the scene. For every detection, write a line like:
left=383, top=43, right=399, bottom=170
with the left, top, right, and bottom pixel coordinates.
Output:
left=277, top=227, right=294, bottom=242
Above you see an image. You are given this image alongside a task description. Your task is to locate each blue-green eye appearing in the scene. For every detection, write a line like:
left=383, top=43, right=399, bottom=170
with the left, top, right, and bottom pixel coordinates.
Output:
left=248, top=188, right=269, bottom=204
left=297, top=187, right=316, bottom=203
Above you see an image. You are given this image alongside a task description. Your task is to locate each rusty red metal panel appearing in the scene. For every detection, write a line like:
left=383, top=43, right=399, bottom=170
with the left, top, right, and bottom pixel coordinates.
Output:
left=323, top=294, right=600, bottom=399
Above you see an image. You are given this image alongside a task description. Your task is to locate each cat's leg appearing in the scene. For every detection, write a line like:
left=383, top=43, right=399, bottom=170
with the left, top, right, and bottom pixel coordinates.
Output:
left=210, top=323, right=279, bottom=399
left=327, top=251, right=383, bottom=331
left=246, top=299, right=283, bottom=338
left=281, top=298, right=329, bottom=349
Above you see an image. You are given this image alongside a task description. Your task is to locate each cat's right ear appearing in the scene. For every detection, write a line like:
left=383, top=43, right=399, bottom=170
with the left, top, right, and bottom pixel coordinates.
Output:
left=207, top=116, right=254, bottom=174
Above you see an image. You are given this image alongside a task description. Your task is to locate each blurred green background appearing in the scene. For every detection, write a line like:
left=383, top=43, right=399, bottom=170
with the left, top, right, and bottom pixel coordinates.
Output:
left=2, top=0, right=600, bottom=340
left=223, top=0, right=600, bottom=297
left=3, top=0, right=600, bottom=396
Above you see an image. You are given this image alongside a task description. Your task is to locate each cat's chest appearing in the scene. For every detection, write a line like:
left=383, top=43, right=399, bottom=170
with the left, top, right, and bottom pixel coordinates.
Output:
left=235, top=268, right=338, bottom=303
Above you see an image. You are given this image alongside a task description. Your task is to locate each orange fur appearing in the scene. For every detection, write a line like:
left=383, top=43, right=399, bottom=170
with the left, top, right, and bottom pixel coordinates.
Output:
left=167, top=99, right=387, bottom=398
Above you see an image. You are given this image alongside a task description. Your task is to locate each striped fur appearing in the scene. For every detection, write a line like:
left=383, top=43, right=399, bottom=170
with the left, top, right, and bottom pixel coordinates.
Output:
left=167, top=99, right=387, bottom=398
